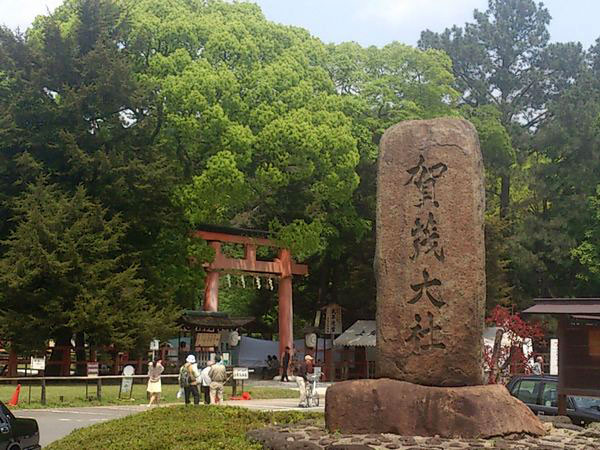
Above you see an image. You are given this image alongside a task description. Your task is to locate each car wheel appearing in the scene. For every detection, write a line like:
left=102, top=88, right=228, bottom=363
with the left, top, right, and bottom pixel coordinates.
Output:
left=7, top=444, right=21, bottom=450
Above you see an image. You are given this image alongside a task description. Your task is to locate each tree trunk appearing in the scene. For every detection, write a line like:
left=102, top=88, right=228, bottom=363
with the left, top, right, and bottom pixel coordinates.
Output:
left=500, top=174, right=510, bottom=218
left=75, top=332, right=86, bottom=376
left=46, top=329, right=72, bottom=376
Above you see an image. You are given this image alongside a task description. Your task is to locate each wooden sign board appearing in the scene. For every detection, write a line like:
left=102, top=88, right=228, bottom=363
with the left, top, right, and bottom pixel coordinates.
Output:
left=324, top=304, right=342, bottom=335
left=589, top=329, right=600, bottom=356
left=196, top=333, right=221, bottom=348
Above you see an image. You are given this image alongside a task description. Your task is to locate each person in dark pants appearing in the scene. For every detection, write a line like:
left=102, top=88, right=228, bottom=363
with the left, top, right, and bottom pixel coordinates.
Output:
left=180, top=355, right=200, bottom=405
left=281, top=347, right=291, bottom=382
left=200, top=360, right=214, bottom=404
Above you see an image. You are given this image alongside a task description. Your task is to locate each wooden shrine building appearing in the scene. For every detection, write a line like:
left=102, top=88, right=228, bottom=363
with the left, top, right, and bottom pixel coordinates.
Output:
left=523, top=298, right=600, bottom=414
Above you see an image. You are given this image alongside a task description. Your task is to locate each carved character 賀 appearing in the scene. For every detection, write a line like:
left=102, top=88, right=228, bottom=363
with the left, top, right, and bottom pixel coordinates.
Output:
left=404, top=154, right=448, bottom=207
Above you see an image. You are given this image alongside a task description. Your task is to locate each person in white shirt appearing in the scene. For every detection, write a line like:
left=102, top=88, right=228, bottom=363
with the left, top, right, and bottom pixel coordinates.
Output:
left=200, top=360, right=214, bottom=404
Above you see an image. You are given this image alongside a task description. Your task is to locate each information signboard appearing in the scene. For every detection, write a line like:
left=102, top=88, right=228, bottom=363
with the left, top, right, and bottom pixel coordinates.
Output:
left=149, top=339, right=160, bottom=351
left=232, top=367, right=249, bottom=380
left=87, top=362, right=99, bottom=377
left=30, top=357, right=46, bottom=371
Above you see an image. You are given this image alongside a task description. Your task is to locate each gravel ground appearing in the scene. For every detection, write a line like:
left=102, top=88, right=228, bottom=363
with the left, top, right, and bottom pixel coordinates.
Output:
left=247, top=421, right=600, bottom=449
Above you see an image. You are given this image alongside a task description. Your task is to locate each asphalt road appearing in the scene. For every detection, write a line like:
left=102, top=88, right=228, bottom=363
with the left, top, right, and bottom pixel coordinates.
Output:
left=13, top=405, right=148, bottom=447
left=13, top=399, right=324, bottom=448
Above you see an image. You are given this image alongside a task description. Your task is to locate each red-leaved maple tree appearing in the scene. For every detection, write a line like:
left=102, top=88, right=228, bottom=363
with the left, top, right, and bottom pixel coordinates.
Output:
left=484, top=305, right=546, bottom=384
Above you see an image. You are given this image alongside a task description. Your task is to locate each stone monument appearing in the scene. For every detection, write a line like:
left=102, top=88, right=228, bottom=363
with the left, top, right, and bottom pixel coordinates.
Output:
left=325, top=118, right=545, bottom=438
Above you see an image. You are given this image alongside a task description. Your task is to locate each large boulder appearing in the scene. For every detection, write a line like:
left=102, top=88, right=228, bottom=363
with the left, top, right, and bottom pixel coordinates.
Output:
left=325, top=379, right=546, bottom=439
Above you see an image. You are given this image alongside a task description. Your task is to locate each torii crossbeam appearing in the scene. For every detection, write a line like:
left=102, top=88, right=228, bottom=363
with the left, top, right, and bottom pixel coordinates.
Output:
left=193, top=227, right=308, bottom=358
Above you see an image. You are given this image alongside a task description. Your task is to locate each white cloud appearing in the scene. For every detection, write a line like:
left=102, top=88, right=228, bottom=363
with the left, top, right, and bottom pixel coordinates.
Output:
left=1, top=0, right=64, bottom=31
left=357, top=0, right=484, bottom=26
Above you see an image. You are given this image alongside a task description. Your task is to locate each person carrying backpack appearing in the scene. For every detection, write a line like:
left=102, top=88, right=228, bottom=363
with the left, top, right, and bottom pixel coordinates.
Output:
left=179, top=354, right=200, bottom=405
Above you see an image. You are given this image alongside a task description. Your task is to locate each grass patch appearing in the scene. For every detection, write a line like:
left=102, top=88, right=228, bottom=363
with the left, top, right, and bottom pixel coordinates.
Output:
left=0, top=383, right=297, bottom=409
left=46, top=405, right=323, bottom=449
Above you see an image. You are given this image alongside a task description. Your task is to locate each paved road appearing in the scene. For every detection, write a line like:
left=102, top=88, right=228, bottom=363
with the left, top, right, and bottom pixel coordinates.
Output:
left=14, top=405, right=148, bottom=447
left=13, top=399, right=324, bottom=447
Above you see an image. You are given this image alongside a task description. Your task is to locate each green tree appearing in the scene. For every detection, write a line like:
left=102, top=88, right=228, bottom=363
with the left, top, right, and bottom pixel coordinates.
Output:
left=1, top=0, right=200, bottom=308
left=0, top=180, right=174, bottom=373
left=419, top=0, right=584, bottom=217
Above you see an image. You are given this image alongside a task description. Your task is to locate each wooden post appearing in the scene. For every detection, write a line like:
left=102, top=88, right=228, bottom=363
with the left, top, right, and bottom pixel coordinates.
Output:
left=41, top=376, right=46, bottom=405
left=488, top=328, right=505, bottom=384
left=97, top=377, right=102, bottom=402
left=278, top=249, right=293, bottom=361
left=203, top=242, right=221, bottom=312
left=329, top=334, right=335, bottom=382
left=8, top=348, right=17, bottom=377
left=203, top=270, right=220, bottom=312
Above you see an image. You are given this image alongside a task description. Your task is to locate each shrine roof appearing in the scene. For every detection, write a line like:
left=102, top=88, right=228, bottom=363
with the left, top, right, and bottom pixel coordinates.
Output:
left=178, top=310, right=255, bottom=330
left=334, top=320, right=376, bottom=347
left=524, top=298, right=600, bottom=316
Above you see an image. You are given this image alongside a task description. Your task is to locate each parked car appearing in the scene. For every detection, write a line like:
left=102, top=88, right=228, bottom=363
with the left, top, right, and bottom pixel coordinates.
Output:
left=0, top=401, right=40, bottom=450
left=507, top=374, right=600, bottom=426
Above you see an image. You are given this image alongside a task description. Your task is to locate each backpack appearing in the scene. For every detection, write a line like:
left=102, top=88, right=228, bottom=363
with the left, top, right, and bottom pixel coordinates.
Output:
left=179, top=363, right=195, bottom=387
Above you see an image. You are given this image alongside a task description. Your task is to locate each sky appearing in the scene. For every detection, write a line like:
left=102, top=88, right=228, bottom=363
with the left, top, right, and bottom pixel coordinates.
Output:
left=2, top=0, right=599, bottom=49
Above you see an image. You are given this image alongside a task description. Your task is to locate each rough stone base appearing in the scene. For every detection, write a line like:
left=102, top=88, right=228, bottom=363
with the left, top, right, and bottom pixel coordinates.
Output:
left=325, top=379, right=546, bottom=439
left=247, top=422, right=600, bottom=449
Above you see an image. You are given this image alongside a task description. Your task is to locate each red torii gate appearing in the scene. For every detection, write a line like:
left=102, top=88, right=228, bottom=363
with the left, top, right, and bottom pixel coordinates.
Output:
left=193, top=228, right=308, bottom=358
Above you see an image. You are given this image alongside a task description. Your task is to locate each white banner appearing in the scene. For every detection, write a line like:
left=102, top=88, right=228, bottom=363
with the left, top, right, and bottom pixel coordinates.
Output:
left=550, top=338, right=558, bottom=375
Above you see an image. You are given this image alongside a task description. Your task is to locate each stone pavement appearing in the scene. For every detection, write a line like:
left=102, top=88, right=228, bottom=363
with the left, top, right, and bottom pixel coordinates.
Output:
left=225, top=397, right=324, bottom=412
left=247, top=422, right=600, bottom=449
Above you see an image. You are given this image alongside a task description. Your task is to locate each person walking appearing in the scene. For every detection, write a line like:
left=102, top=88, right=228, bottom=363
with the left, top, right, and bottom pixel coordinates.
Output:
left=532, top=356, right=544, bottom=375
left=200, top=360, right=214, bottom=404
left=179, top=355, right=200, bottom=405
left=208, top=356, right=227, bottom=404
left=294, top=355, right=313, bottom=407
left=147, top=359, right=164, bottom=406
left=281, top=346, right=291, bottom=382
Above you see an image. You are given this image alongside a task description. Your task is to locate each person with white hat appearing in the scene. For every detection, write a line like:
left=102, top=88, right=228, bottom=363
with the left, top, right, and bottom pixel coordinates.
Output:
left=200, top=360, right=214, bottom=404
left=294, top=355, right=313, bottom=407
left=179, top=354, right=201, bottom=405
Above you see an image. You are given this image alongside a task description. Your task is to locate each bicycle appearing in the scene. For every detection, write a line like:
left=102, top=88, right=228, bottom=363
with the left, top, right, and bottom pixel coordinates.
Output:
left=305, top=372, right=321, bottom=407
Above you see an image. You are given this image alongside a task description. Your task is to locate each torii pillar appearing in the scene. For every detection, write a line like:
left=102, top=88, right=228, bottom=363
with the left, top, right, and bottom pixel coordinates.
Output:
left=194, top=230, right=307, bottom=358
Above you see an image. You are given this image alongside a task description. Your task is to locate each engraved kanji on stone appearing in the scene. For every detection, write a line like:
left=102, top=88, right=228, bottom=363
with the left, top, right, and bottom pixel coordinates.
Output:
left=408, top=269, right=445, bottom=308
left=411, top=212, right=445, bottom=262
left=404, top=312, right=446, bottom=355
left=404, top=154, right=448, bottom=207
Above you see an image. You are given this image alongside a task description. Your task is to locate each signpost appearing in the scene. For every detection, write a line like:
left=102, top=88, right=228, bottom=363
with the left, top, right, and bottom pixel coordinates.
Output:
left=30, top=357, right=45, bottom=402
left=119, top=365, right=135, bottom=399
left=150, top=339, right=160, bottom=361
left=324, top=304, right=343, bottom=335
left=233, top=367, right=249, bottom=395
left=232, top=367, right=249, bottom=380
left=323, top=304, right=343, bottom=381
left=87, top=362, right=99, bottom=377
left=86, top=362, right=100, bottom=401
